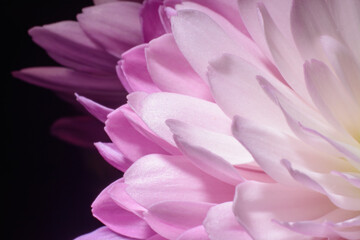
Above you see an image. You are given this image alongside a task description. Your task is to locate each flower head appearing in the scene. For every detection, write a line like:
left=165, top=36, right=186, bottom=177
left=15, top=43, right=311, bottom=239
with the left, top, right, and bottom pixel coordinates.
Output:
left=18, top=0, right=360, bottom=239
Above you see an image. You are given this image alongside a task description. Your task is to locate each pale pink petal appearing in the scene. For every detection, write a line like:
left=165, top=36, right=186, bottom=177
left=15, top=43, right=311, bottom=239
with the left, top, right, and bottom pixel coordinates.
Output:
left=140, top=0, right=166, bottom=42
left=232, top=116, right=351, bottom=185
left=233, top=181, right=335, bottom=240
left=76, top=94, right=113, bottom=123
left=120, top=104, right=180, bottom=155
left=320, top=35, right=360, bottom=104
left=171, top=9, right=264, bottom=81
left=332, top=171, right=360, bottom=189
left=328, top=0, right=360, bottom=64
left=258, top=3, right=311, bottom=102
left=92, top=183, right=155, bottom=239
left=176, top=226, right=209, bottom=240
left=94, top=142, right=132, bottom=172
left=75, top=226, right=133, bottom=240
left=124, top=154, right=235, bottom=208
left=166, top=119, right=248, bottom=185
left=291, top=0, right=339, bottom=61
left=145, top=33, right=212, bottom=100
left=78, top=2, right=143, bottom=57
left=208, top=54, right=290, bottom=132
left=105, top=105, right=167, bottom=162
left=28, top=21, right=117, bottom=74
left=282, top=159, right=360, bottom=211
left=117, top=44, right=160, bottom=93
left=144, top=201, right=214, bottom=239
left=304, top=59, right=360, bottom=133
left=203, top=202, right=252, bottom=240
left=188, top=0, right=249, bottom=35
left=237, top=0, right=292, bottom=61
left=127, top=92, right=232, bottom=146
left=51, top=116, right=109, bottom=147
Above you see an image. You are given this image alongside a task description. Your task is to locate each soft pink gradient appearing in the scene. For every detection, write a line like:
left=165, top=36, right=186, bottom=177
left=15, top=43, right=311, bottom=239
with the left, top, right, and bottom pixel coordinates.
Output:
left=17, top=0, right=360, bottom=239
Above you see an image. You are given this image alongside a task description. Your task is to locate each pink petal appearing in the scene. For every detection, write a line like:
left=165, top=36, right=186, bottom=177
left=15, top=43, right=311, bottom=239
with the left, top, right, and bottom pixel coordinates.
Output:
left=105, top=105, right=167, bottom=162
left=140, top=0, right=166, bottom=42
left=203, top=202, right=252, bottom=240
left=51, top=116, right=109, bottom=147
left=92, top=182, right=155, bottom=239
left=145, top=33, right=212, bottom=100
left=75, top=226, right=133, bottom=240
left=124, top=154, right=235, bottom=208
left=117, top=44, right=160, bottom=93
left=177, top=226, right=209, bottom=240
left=94, top=142, right=132, bottom=172
left=76, top=94, right=113, bottom=123
left=127, top=92, right=231, bottom=146
left=233, top=181, right=335, bottom=240
left=78, top=2, right=143, bottom=58
left=144, top=201, right=214, bottom=239
left=166, top=119, right=247, bottom=185
left=28, top=21, right=117, bottom=74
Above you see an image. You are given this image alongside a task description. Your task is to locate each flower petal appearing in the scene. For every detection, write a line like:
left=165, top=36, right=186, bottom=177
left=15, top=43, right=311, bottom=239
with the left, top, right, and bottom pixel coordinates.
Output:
left=124, top=154, right=235, bottom=208
left=75, top=226, right=133, bottom=240
left=78, top=2, right=143, bottom=57
left=203, top=202, right=252, bottom=240
left=94, top=142, right=132, bottom=172
left=76, top=94, right=113, bottom=123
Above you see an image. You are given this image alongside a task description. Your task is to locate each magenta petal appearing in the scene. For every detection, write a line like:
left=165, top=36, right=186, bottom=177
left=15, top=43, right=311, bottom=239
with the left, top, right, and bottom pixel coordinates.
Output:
left=13, top=67, right=122, bottom=94
left=29, top=21, right=117, bottom=74
left=92, top=183, right=155, bottom=239
left=117, top=45, right=160, bottom=93
left=78, top=2, right=143, bottom=57
left=140, top=0, right=166, bottom=42
left=75, top=226, right=134, bottom=240
left=144, top=201, right=214, bottom=239
left=76, top=94, right=113, bottom=123
left=51, top=116, right=109, bottom=147
left=94, top=142, right=132, bottom=172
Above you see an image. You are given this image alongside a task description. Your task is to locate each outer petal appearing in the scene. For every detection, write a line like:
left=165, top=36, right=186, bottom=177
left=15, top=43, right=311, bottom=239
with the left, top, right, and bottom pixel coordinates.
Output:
left=203, top=202, right=252, bottom=240
left=51, top=116, right=109, bottom=147
left=76, top=94, right=113, bottom=123
left=233, top=181, right=335, bottom=240
left=92, top=182, right=155, bottom=239
left=78, top=2, right=143, bottom=57
left=117, top=44, right=160, bottom=93
left=75, top=226, right=134, bottom=240
left=105, top=105, right=167, bottom=162
left=145, top=33, right=212, bottom=100
left=124, top=154, right=235, bottom=208
left=140, top=0, right=166, bottom=42
left=144, top=201, right=214, bottom=239
left=27, top=21, right=117, bottom=74
left=94, top=142, right=132, bottom=172
left=128, top=92, right=232, bottom=146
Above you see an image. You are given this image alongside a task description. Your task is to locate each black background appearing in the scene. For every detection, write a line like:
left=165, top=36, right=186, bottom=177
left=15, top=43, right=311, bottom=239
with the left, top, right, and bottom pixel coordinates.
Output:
left=5, top=0, right=121, bottom=239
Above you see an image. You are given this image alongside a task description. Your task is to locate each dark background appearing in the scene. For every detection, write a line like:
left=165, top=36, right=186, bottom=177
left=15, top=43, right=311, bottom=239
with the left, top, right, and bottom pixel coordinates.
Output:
left=5, top=0, right=121, bottom=239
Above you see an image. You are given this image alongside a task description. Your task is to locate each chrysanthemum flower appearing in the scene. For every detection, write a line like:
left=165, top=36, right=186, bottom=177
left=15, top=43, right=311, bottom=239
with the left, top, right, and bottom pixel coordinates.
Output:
left=18, top=0, right=360, bottom=239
